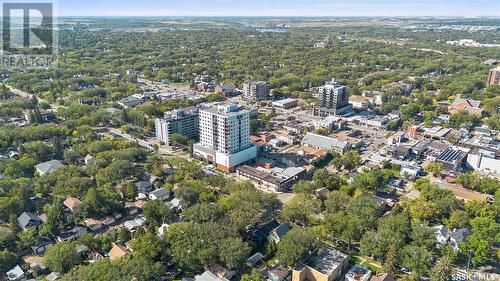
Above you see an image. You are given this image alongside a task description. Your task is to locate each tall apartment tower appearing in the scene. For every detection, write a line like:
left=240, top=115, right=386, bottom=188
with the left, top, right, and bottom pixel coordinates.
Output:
left=313, top=79, right=352, bottom=117
left=243, top=80, right=270, bottom=101
left=193, top=104, right=257, bottom=172
left=487, top=66, right=500, bottom=85
left=155, top=108, right=199, bottom=146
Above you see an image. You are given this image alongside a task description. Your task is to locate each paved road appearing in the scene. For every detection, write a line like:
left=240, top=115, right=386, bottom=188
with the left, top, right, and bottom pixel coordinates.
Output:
left=8, top=86, right=61, bottom=110
left=105, top=128, right=190, bottom=158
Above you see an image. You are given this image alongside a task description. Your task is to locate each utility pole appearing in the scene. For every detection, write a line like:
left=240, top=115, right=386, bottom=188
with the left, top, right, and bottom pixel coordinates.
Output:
left=466, top=249, right=473, bottom=272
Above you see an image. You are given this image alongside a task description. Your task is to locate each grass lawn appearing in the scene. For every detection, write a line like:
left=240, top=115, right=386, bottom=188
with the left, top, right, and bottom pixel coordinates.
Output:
left=350, top=255, right=382, bottom=273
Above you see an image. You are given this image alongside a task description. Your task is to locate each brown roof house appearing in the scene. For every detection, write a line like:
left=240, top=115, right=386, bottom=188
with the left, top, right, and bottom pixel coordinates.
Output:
left=449, top=95, right=483, bottom=116
left=108, top=243, right=131, bottom=260
left=63, top=197, right=81, bottom=214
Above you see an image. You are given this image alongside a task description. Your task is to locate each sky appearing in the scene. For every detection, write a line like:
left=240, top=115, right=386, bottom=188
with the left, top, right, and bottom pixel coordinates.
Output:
left=57, top=0, right=500, bottom=17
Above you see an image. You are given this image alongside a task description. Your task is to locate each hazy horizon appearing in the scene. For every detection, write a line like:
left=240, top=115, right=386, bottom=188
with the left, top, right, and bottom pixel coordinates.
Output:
left=56, top=0, right=500, bottom=17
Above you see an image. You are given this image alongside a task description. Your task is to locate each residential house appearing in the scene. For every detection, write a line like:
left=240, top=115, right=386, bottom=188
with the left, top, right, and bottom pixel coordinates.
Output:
left=400, top=165, right=422, bottom=180
left=134, top=181, right=153, bottom=193
left=292, top=246, right=348, bottom=281
left=157, top=223, right=170, bottom=237
left=17, top=212, right=43, bottom=231
left=449, top=96, right=483, bottom=116
left=46, top=272, right=63, bottom=281
left=57, top=226, right=87, bottom=242
left=108, top=243, right=131, bottom=260
left=434, top=225, right=471, bottom=252
left=124, top=215, right=146, bottom=232
left=101, top=216, right=116, bottom=226
left=6, top=265, right=25, bottom=281
left=124, top=202, right=139, bottom=215
left=84, top=218, right=104, bottom=232
left=383, top=81, right=413, bottom=95
left=168, top=198, right=181, bottom=212
left=84, top=154, right=93, bottom=165
left=204, top=262, right=236, bottom=280
left=30, top=236, right=53, bottom=255
left=345, top=265, right=371, bottom=281
left=268, top=223, right=290, bottom=244
left=194, top=270, right=229, bottom=281
left=35, top=160, right=64, bottom=175
left=63, top=197, right=81, bottom=214
left=149, top=188, right=171, bottom=201
left=246, top=252, right=264, bottom=268
left=22, top=108, right=56, bottom=124
left=251, top=219, right=280, bottom=244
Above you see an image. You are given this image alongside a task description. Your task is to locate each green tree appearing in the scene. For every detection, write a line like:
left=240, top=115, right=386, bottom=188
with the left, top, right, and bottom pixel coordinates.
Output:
left=44, top=241, right=83, bottom=273
left=383, top=245, right=398, bottom=275
left=0, top=249, right=18, bottom=272
left=241, top=269, right=263, bottom=281
left=423, top=162, right=443, bottom=176
left=40, top=200, right=65, bottom=236
left=218, top=237, right=251, bottom=269
left=276, top=227, right=319, bottom=267
left=401, top=245, right=432, bottom=278
left=142, top=200, right=174, bottom=230
left=62, top=256, right=165, bottom=281
left=174, top=185, right=200, bottom=208
left=129, top=233, right=165, bottom=261
left=430, top=257, right=452, bottom=281
left=281, top=194, right=321, bottom=225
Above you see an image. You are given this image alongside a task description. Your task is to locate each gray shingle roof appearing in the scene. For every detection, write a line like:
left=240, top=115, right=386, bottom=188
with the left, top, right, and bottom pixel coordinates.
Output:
left=35, top=160, right=64, bottom=174
left=17, top=212, right=42, bottom=230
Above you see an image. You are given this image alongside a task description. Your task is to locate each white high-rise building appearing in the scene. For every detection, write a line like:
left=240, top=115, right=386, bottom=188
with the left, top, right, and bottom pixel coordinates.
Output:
left=193, top=104, right=256, bottom=172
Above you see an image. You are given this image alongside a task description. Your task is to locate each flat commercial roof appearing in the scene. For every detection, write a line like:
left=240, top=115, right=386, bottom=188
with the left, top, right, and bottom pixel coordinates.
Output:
left=302, top=133, right=348, bottom=150
left=297, top=247, right=347, bottom=275
left=272, top=98, right=298, bottom=106
left=437, top=146, right=470, bottom=164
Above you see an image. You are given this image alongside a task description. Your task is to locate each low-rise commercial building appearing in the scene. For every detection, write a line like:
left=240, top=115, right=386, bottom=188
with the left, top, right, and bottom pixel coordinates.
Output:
left=436, top=146, right=470, bottom=170
left=302, top=133, right=350, bottom=154
left=466, top=149, right=500, bottom=175
left=349, top=95, right=371, bottom=110
left=273, top=98, right=299, bottom=109
left=236, top=165, right=308, bottom=191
